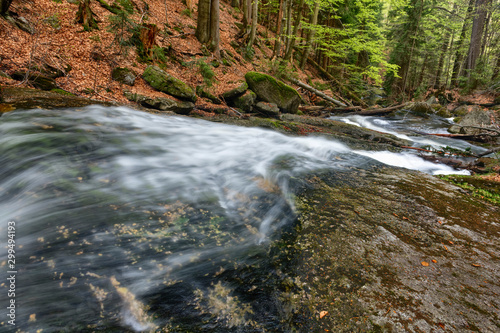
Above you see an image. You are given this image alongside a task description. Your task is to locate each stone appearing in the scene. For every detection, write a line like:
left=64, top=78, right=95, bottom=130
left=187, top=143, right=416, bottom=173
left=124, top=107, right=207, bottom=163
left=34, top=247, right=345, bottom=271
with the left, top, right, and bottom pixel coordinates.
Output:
left=431, top=104, right=452, bottom=118
left=220, top=82, right=248, bottom=101
left=245, top=71, right=301, bottom=114
left=142, top=65, right=196, bottom=102
left=112, top=67, right=137, bottom=86
left=124, top=91, right=194, bottom=115
left=448, top=106, right=491, bottom=135
left=11, top=71, right=58, bottom=91
left=451, top=105, right=469, bottom=116
left=234, top=90, right=256, bottom=113
left=196, top=86, right=221, bottom=104
left=407, top=101, right=434, bottom=116
left=254, top=101, right=280, bottom=118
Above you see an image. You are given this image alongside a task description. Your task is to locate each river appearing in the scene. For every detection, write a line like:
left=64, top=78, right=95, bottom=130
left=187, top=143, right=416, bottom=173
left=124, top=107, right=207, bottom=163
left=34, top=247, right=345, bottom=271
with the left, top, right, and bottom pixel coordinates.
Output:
left=0, top=106, right=496, bottom=332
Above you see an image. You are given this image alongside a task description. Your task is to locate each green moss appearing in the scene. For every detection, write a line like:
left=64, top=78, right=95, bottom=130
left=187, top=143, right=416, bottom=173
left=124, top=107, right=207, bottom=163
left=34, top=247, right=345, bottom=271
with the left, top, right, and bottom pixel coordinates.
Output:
left=50, top=89, right=75, bottom=96
left=142, top=65, right=196, bottom=102
left=437, top=175, right=500, bottom=205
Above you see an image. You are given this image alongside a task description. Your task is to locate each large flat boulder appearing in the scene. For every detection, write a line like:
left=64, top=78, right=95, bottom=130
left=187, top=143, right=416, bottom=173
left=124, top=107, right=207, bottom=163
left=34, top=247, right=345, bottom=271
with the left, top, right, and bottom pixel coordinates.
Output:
left=142, top=66, right=196, bottom=102
left=245, top=71, right=301, bottom=114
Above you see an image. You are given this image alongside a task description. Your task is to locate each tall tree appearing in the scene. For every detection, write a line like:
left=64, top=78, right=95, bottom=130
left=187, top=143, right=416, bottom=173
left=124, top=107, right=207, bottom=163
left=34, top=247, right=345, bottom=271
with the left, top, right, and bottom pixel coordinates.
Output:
left=463, top=0, right=491, bottom=80
left=300, top=1, right=320, bottom=69
left=248, top=0, right=259, bottom=47
left=196, top=0, right=220, bottom=57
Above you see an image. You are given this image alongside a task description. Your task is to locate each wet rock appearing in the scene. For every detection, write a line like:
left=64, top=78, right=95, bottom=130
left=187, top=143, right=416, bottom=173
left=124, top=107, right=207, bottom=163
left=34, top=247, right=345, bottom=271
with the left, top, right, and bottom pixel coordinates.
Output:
left=142, top=65, right=196, bottom=102
left=254, top=101, right=279, bottom=117
left=233, top=90, right=256, bottom=112
left=124, top=91, right=194, bottom=115
left=196, top=85, right=221, bottom=104
left=11, top=71, right=58, bottom=91
left=284, top=168, right=500, bottom=332
left=220, top=81, right=248, bottom=101
left=0, top=86, right=112, bottom=110
left=407, top=101, right=434, bottom=116
left=112, top=67, right=137, bottom=86
left=432, top=104, right=452, bottom=118
left=245, top=71, right=301, bottom=114
left=451, top=105, right=469, bottom=116
left=449, top=106, right=491, bottom=134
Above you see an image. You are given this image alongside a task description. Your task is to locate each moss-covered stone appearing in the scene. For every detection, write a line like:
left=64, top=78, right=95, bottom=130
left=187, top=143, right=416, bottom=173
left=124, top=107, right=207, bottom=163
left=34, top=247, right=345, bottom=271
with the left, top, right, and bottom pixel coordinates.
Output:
left=111, top=67, right=137, bottom=86
left=254, top=101, right=279, bottom=118
left=406, top=101, right=434, bottom=116
left=11, top=71, right=58, bottom=91
left=220, top=82, right=248, bottom=101
left=0, top=86, right=113, bottom=110
left=196, top=85, right=221, bottom=104
left=142, top=65, right=196, bottom=102
left=233, top=90, right=256, bottom=112
left=124, top=91, right=194, bottom=115
left=245, top=71, right=301, bottom=114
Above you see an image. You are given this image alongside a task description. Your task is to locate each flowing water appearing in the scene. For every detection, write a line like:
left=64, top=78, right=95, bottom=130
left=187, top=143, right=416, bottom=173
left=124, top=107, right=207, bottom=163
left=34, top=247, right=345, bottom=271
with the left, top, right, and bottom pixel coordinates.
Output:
left=0, top=106, right=484, bottom=332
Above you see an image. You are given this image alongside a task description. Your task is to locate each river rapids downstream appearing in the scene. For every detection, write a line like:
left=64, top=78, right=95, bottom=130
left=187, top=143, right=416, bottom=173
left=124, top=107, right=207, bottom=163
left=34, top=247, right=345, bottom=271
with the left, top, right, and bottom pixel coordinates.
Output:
left=0, top=106, right=499, bottom=332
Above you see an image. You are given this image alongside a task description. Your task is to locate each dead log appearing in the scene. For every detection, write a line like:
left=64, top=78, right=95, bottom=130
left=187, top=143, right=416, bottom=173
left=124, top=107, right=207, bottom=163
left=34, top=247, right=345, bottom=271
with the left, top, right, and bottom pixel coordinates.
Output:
left=289, top=78, right=346, bottom=107
left=139, top=23, right=158, bottom=59
left=341, top=103, right=408, bottom=116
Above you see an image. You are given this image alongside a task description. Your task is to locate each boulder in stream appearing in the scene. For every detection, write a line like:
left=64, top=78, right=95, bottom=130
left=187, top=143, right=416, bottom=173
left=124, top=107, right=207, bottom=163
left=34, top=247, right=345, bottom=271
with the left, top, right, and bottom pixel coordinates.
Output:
left=448, top=106, right=491, bottom=134
left=245, top=71, right=301, bottom=114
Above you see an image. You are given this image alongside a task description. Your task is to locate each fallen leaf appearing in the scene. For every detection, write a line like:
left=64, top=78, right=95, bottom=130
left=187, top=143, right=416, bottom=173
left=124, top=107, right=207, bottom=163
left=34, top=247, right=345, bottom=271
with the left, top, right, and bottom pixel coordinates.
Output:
left=449, top=241, right=454, bottom=244
left=393, top=213, right=399, bottom=217
left=438, top=220, right=442, bottom=224
left=431, top=259, right=437, bottom=263
left=472, top=264, right=481, bottom=267
left=402, top=216, right=408, bottom=220
left=444, top=245, right=449, bottom=251
left=421, top=261, right=429, bottom=267
left=320, top=311, right=328, bottom=319
left=29, top=314, right=36, bottom=322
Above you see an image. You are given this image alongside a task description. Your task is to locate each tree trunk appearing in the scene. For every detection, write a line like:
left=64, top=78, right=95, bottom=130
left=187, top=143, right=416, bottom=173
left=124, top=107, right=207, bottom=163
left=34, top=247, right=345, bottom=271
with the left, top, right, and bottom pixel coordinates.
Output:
left=1, top=0, right=13, bottom=15
left=283, top=0, right=305, bottom=61
left=247, top=0, right=259, bottom=47
left=299, top=1, right=319, bottom=69
left=450, top=0, right=475, bottom=86
left=196, top=0, right=211, bottom=43
left=75, top=0, right=99, bottom=31
left=271, top=0, right=284, bottom=59
left=208, top=0, right=220, bottom=57
left=463, top=0, right=490, bottom=79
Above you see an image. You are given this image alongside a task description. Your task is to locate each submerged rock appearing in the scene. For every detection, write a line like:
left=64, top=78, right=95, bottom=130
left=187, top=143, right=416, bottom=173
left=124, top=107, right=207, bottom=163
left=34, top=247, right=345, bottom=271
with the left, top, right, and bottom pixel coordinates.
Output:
left=142, top=65, right=196, bottom=102
left=245, top=71, right=301, bottom=114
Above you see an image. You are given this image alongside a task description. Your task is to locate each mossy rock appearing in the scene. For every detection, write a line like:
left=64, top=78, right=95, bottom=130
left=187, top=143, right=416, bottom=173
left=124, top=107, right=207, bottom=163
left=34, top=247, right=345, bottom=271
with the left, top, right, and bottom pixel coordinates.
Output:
left=111, top=67, right=137, bottom=86
left=11, top=71, right=57, bottom=91
left=406, top=101, right=434, bottom=116
left=448, top=106, right=492, bottom=135
left=0, top=86, right=113, bottom=110
left=245, top=71, right=301, bottom=114
left=124, top=91, right=194, bottom=115
left=220, top=82, right=248, bottom=101
left=196, top=86, right=221, bottom=104
left=451, top=105, right=469, bottom=117
left=254, top=101, right=279, bottom=118
left=233, top=90, right=256, bottom=112
left=142, top=65, right=196, bottom=102
left=432, top=104, right=452, bottom=118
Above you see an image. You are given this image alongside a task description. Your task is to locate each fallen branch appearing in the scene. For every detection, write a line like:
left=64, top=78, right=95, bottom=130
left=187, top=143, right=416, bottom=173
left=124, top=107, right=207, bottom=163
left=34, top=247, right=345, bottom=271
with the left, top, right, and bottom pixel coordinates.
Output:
left=477, top=146, right=500, bottom=157
left=341, top=103, right=408, bottom=116
left=289, top=78, right=346, bottom=107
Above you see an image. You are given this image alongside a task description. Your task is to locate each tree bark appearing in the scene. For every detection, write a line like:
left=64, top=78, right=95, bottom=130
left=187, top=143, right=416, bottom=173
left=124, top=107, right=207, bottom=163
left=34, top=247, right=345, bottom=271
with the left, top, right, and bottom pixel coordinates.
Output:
left=450, top=0, right=475, bottom=86
left=299, top=1, right=319, bottom=69
left=271, top=0, right=284, bottom=59
left=464, top=0, right=490, bottom=79
left=75, top=0, right=99, bottom=31
left=196, top=0, right=211, bottom=43
left=208, top=0, right=220, bottom=57
left=283, top=0, right=305, bottom=61
left=247, top=0, right=259, bottom=47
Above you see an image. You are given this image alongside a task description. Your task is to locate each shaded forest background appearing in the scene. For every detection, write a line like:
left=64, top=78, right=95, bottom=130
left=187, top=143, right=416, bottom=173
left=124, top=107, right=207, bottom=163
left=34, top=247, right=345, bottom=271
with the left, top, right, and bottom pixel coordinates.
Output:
left=1, top=0, right=499, bottom=104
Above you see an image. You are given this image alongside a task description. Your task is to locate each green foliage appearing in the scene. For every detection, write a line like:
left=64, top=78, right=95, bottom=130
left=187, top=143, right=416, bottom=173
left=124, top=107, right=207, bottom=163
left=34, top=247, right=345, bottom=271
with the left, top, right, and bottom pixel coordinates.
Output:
left=89, top=35, right=101, bottom=42
left=107, top=0, right=136, bottom=54
left=197, top=59, right=216, bottom=87
left=242, top=45, right=255, bottom=61
left=181, top=8, right=192, bottom=17
left=152, top=46, right=168, bottom=63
